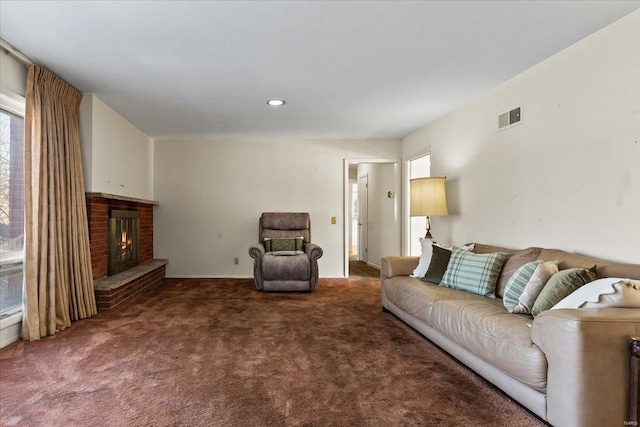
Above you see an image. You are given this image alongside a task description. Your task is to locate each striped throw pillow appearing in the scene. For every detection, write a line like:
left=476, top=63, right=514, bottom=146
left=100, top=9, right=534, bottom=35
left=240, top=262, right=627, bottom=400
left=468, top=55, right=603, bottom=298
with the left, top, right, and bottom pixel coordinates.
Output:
left=502, top=260, right=542, bottom=312
left=440, top=248, right=508, bottom=298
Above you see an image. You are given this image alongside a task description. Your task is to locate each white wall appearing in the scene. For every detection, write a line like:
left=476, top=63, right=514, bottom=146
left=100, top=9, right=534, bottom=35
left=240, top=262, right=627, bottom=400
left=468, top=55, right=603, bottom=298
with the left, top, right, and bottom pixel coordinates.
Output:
left=356, top=162, right=401, bottom=268
left=402, top=11, right=640, bottom=264
left=79, top=94, right=154, bottom=200
left=154, top=139, right=401, bottom=277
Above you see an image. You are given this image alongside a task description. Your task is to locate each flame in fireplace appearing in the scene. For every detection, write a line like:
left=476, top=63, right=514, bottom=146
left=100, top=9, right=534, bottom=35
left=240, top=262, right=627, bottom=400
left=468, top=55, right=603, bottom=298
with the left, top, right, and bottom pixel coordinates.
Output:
left=119, top=229, right=133, bottom=261
left=109, top=210, right=140, bottom=276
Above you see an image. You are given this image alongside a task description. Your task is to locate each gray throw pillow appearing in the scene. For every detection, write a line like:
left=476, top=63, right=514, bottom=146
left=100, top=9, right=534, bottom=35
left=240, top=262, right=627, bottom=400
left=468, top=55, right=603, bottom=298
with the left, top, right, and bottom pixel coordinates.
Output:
left=531, top=266, right=598, bottom=316
left=421, top=245, right=451, bottom=284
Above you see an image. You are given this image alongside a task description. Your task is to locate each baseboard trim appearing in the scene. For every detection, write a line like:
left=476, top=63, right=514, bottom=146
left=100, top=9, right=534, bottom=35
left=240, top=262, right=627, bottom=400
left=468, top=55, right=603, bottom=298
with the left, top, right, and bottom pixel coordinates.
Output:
left=0, top=312, right=22, bottom=349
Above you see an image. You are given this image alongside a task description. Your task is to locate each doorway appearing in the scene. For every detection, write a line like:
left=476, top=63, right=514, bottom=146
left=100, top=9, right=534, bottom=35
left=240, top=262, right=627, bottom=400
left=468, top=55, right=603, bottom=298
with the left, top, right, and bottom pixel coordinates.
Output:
left=343, top=159, right=402, bottom=277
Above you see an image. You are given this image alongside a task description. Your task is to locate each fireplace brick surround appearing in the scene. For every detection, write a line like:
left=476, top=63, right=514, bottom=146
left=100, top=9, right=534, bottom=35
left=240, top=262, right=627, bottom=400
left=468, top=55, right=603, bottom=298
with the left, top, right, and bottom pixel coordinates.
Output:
left=86, top=193, right=166, bottom=311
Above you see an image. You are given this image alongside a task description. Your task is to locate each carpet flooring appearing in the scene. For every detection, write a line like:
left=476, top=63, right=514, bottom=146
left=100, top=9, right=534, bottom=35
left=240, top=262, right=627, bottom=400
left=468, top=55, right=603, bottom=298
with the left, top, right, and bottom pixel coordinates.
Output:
left=348, top=259, right=380, bottom=278
left=0, top=277, right=546, bottom=427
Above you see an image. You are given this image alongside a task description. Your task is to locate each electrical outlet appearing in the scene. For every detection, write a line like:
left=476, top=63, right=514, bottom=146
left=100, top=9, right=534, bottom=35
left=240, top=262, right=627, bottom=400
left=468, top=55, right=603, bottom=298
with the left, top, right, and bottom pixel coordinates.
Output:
left=234, top=257, right=239, bottom=265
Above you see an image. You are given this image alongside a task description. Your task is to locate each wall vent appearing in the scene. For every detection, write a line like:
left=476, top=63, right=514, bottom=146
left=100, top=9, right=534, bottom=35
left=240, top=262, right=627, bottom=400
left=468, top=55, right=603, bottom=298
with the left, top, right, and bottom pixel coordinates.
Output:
left=498, top=106, right=522, bottom=130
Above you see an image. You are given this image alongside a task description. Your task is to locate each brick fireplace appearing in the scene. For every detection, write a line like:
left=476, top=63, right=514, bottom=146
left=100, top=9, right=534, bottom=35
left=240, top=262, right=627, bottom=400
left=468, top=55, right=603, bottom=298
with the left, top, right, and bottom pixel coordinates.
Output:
left=86, top=193, right=167, bottom=311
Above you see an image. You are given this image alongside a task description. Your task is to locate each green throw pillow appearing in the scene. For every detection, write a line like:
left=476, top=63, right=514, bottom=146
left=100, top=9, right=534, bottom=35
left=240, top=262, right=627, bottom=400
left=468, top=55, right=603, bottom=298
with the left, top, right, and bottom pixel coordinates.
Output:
left=440, top=248, right=508, bottom=298
left=264, top=237, right=304, bottom=254
left=421, top=245, right=452, bottom=284
left=503, top=260, right=542, bottom=312
left=531, top=266, right=598, bottom=316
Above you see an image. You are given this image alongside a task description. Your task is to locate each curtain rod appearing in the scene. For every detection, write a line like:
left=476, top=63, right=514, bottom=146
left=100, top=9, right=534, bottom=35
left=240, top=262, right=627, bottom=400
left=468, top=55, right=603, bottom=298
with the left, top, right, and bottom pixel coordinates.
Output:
left=0, top=38, right=33, bottom=66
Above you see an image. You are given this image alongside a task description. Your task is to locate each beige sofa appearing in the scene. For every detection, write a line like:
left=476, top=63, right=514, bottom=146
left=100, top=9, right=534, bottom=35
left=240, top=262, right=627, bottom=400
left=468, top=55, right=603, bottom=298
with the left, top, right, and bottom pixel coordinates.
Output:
left=381, top=244, right=640, bottom=427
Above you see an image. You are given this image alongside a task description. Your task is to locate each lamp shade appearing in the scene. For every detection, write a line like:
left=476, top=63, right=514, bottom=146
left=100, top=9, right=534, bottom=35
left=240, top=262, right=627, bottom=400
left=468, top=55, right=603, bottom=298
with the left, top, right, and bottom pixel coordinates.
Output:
left=410, top=177, right=448, bottom=217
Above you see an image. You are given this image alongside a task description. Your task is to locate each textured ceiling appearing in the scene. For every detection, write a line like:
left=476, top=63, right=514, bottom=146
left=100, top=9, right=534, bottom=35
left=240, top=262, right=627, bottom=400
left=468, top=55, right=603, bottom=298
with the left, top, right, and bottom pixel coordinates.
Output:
left=1, top=1, right=638, bottom=140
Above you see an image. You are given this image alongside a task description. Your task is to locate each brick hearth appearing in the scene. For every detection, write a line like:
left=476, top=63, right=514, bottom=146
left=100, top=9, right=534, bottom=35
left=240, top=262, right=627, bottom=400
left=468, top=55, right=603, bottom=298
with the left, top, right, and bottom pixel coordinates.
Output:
left=94, top=259, right=168, bottom=311
left=86, top=192, right=166, bottom=311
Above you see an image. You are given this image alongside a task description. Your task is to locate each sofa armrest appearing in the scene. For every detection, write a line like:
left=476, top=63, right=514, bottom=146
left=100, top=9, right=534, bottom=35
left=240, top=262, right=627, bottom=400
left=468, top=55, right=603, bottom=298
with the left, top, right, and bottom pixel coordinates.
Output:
left=531, top=308, right=640, bottom=427
left=381, top=256, right=419, bottom=279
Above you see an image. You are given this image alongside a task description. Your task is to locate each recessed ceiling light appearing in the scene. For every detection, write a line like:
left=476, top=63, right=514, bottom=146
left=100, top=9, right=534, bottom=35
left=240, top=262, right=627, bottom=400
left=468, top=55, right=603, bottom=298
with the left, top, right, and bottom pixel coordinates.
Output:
left=267, top=99, right=286, bottom=106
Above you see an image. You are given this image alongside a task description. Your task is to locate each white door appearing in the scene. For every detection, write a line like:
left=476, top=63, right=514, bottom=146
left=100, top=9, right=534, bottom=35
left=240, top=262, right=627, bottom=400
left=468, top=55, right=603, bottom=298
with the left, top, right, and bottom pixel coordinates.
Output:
left=357, top=174, right=368, bottom=263
left=351, top=182, right=358, bottom=256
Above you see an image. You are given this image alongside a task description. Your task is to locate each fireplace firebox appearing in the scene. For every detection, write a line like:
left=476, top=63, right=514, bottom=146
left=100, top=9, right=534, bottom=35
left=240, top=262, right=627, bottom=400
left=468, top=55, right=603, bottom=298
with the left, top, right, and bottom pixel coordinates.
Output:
left=108, top=210, right=140, bottom=276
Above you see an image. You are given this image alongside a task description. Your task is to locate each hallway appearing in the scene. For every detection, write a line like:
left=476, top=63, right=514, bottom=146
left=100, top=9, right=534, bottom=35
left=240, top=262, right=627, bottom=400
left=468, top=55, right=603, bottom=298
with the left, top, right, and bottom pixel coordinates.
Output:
left=348, top=256, right=380, bottom=279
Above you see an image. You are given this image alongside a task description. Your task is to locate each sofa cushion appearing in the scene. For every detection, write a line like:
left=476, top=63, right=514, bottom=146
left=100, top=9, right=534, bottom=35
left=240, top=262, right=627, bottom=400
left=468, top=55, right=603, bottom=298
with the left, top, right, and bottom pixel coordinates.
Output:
left=429, top=299, right=548, bottom=392
left=382, top=276, right=489, bottom=324
left=503, top=261, right=542, bottom=312
left=440, top=248, right=508, bottom=297
left=531, top=266, right=598, bottom=316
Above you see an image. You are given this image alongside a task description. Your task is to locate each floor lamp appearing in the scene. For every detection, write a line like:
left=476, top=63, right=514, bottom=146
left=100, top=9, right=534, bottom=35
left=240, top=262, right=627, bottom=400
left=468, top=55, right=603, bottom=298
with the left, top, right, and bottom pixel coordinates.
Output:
left=409, top=177, right=449, bottom=241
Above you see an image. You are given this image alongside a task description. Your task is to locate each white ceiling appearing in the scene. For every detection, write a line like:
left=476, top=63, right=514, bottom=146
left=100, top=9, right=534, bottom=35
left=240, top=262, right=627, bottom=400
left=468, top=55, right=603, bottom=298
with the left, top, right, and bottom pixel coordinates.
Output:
left=1, top=1, right=638, bottom=140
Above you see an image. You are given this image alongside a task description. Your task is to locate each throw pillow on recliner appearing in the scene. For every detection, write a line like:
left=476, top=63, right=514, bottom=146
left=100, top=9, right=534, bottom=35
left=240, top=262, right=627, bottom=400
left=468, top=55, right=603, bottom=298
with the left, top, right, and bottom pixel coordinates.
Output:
left=264, top=237, right=304, bottom=255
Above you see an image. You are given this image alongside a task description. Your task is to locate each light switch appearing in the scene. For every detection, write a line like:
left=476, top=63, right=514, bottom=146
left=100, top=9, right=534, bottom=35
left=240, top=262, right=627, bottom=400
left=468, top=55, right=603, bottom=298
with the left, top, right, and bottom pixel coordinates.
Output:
left=331, top=216, right=336, bottom=224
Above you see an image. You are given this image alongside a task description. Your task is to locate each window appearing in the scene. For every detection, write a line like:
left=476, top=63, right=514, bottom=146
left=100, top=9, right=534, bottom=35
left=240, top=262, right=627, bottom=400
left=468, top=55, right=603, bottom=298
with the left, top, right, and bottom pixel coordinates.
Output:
left=0, top=108, right=24, bottom=319
left=409, top=154, right=430, bottom=256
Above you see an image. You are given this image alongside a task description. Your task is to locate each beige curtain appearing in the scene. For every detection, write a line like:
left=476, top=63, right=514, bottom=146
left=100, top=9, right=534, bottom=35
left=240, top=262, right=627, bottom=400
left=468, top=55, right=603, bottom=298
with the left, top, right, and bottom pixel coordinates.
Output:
left=22, top=65, right=97, bottom=341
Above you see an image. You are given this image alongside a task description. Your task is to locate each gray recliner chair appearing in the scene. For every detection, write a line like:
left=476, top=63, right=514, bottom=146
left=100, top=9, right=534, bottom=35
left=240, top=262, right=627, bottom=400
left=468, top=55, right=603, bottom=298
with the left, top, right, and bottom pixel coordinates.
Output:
left=248, top=212, right=323, bottom=292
